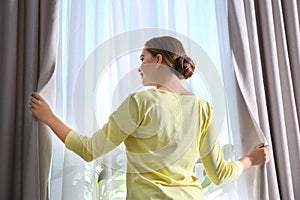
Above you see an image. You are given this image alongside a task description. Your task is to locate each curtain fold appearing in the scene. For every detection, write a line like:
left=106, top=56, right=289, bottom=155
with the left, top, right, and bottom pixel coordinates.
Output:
left=0, top=0, right=59, bottom=199
left=216, top=1, right=264, bottom=199
left=228, top=0, right=300, bottom=199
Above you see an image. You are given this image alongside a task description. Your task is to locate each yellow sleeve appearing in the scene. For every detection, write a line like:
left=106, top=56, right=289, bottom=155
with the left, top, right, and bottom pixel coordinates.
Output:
left=201, top=142, right=243, bottom=185
left=199, top=102, right=243, bottom=185
left=65, top=94, right=140, bottom=162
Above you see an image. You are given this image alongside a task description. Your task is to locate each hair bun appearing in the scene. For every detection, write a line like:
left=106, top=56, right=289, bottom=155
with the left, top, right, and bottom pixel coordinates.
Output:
left=174, top=55, right=195, bottom=79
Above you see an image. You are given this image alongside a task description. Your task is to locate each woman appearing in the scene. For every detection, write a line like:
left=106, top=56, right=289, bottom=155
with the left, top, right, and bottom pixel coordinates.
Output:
left=30, top=36, right=271, bottom=199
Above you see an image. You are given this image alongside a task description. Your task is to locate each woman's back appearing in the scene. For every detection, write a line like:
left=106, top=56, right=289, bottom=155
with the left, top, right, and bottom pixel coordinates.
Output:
left=124, top=89, right=211, bottom=199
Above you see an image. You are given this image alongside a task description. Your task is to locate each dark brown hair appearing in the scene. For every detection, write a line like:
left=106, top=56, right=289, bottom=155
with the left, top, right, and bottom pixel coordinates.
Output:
left=144, top=36, right=195, bottom=79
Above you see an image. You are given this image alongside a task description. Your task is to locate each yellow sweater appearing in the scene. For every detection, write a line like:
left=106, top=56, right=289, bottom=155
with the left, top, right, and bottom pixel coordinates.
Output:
left=65, top=89, right=243, bottom=199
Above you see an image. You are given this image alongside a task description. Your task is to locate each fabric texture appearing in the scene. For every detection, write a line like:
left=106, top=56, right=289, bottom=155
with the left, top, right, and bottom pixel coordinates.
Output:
left=0, top=0, right=59, bottom=199
left=65, top=89, right=243, bottom=199
left=227, top=0, right=300, bottom=199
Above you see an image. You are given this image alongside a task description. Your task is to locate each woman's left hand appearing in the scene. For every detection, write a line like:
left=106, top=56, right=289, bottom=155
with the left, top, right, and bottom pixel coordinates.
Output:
left=29, top=92, right=54, bottom=124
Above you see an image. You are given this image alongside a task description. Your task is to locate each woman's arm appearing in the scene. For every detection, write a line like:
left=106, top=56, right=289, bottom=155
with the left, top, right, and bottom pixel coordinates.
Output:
left=201, top=141, right=271, bottom=185
left=30, top=92, right=71, bottom=142
left=199, top=102, right=272, bottom=185
left=30, top=92, right=139, bottom=162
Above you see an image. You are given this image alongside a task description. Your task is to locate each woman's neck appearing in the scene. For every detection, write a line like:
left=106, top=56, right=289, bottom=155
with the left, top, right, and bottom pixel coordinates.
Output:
left=154, top=66, right=193, bottom=95
left=156, top=78, right=193, bottom=95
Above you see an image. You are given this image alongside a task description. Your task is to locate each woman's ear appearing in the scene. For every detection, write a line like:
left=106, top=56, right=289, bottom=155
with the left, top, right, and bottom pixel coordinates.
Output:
left=155, top=54, right=163, bottom=64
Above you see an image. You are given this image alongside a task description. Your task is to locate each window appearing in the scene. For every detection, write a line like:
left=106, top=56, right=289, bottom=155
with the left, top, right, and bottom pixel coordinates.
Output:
left=51, top=1, right=237, bottom=199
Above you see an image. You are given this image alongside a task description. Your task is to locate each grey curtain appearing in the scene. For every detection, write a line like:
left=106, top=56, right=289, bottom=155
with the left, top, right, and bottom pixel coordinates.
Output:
left=0, top=1, right=59, bottom=200
left=227, top=0, right=300, bottom=199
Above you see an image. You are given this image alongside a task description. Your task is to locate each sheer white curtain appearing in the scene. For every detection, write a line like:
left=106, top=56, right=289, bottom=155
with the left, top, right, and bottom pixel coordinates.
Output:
left=50, top=1, right=256, bottom=199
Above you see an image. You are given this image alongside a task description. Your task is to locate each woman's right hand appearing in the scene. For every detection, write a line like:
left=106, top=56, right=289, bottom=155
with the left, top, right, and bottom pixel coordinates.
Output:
left=239, top=143, right=272, bottom=170
left=247, top=143, right=272, bottom=165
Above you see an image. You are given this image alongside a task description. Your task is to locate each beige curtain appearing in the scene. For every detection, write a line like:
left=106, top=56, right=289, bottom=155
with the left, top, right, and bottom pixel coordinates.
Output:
left=227, top=0, right=300, bottom=199
left=0, top=0, right=59, bottom=199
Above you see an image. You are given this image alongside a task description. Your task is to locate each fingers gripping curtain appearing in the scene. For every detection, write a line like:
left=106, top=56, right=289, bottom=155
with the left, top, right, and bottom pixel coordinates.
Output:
left=227, top=0, right=300, bottom=199
left=0, top=1, right=59, bottom=200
